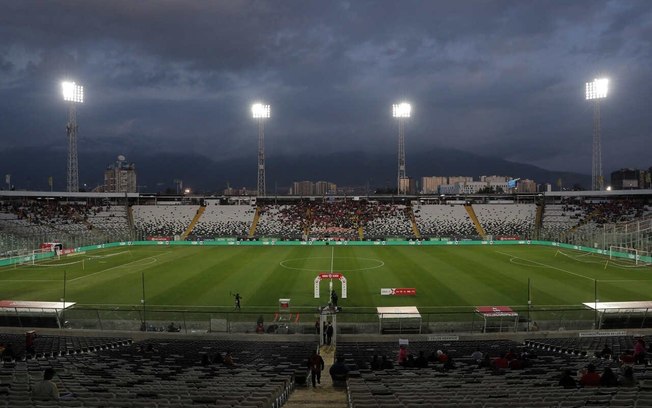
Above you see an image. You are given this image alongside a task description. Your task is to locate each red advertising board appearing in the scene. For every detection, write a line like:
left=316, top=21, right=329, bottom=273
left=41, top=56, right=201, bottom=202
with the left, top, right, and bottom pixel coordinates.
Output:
left=380, top=288, right=417, bottom=296
left=319, top=273, right=342, bottom=279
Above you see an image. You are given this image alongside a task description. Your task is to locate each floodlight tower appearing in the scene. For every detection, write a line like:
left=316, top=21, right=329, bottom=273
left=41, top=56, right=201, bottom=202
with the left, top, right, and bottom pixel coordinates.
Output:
left=252, top=103, right=270, bottom=197
left=585, top=78, right=608, bottom=191
left=62, top=81, right=84, bottom=192
left=392, top=102, right=411, bottom=195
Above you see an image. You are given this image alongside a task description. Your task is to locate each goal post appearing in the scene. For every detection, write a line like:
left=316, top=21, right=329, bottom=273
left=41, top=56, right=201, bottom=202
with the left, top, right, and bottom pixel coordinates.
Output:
left=609, top=246, right=651, bottom=265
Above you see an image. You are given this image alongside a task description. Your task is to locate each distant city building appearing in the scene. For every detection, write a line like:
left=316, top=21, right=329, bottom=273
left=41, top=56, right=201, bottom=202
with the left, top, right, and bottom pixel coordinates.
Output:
left=421, top=176, right=448, bottom=194
left=223, top=186, right=255, bottom=196
left=315, top=181, right=337, bottom=195
left=480, top=175, right=510, bottom=183
left=516, top=179, right=537, bottom=193
left=610, top=168, right=651, bottom=190
left=399, top=177, right=416, bottom=194
left=488, top=181, right=509, bottom=193
left=448, top=176, right=473, bottom=185
left=292, top=181, right=314, bottom=196
left=104, top=155, right=136, bottom=193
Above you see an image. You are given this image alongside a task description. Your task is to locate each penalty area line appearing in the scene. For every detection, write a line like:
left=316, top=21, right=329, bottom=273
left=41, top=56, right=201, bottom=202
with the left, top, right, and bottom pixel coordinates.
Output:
left=495, top=250, right=594, bottom=281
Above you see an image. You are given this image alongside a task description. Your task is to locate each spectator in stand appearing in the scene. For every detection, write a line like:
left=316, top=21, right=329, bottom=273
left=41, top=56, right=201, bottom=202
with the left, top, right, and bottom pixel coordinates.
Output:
left=619, top=366, right=636, bottom=387
left=329, top=355, right=350, bottom=383
left=415, top=351, right=429, bottom=368
left=404, top=354, right=416, bottom=368
left=31, top=368, right=72, bottom=400
left=492, top=353, right=509, bottom=370
left=307, top=350, right=325, bottom=387
left=559, top=369, right=578, bottom=388
left=436, top=350, right=449, bottom=364
left=427, top=350, right=438, bottom=364
left=478, top=354, right=492, bottom=369
left=600, top=367, right=618, bottom=387
left=397, top=344, right=408, bottom=366
left=597, top=344, right=612, bottom=359
left=223, top=351, right=236, bottom=368
left=1, top=343, right=15, bottom=361
left=619, top=351, right=635, bottom=365
left=470, top=349, right=483, bottom=363
left=579, top=364, right=601, bottom=387
left=634, top=338, right=647, bottom=364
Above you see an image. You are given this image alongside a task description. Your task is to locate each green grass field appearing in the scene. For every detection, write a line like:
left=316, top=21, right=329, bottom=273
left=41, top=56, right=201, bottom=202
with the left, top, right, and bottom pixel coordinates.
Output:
left=2, top=245, right=651, bottom=314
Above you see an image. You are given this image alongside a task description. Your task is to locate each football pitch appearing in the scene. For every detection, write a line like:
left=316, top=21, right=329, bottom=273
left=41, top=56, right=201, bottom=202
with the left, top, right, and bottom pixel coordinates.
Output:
left=2, top=245, right=652, bottom=313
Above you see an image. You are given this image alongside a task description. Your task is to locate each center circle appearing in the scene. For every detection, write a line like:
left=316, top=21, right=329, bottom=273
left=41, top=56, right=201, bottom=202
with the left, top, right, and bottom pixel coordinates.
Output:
left=279, top=256, right=384, bottom=272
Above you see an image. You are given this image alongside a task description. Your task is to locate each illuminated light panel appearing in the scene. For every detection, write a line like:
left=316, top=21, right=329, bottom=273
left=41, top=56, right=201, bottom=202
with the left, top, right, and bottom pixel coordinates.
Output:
left=252, top=103, right=270, bottom=118
left=62, top=81, right=84, bottom=103
left=392, top=102, right=411, bottom=118
left=585, top=78, right=608, bottom=100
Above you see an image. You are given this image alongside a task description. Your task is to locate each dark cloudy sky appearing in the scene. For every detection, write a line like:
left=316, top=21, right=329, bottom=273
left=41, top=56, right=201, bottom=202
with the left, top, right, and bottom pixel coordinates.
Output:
left=1, top=0, right=650, bottom=176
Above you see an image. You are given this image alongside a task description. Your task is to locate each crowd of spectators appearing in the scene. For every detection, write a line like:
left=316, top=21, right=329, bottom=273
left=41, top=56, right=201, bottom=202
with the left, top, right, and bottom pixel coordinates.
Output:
left=256, top=200, right=415, bottom=240
left=0, top=200, right=129, bottom=252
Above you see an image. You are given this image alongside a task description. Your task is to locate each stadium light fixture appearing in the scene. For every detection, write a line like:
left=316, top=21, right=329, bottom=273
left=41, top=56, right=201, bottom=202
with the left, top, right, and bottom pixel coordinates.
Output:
left=585, top=78, right=608, bottom=100
left=62, top=81, right=84, bottom=103
left=393, top=102, right=411, bottom=195
left=392, top=102, right=411, bottom=118
left=252, top=103, right=270, bottom=196
left=585, top=77, right=608, bottom=191
left=252, top=103, right=270, bottom=119
left=62, top=80, right=84, bottom=193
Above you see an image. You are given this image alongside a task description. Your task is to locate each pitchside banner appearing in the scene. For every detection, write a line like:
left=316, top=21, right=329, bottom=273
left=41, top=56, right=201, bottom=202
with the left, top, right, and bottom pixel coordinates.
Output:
left=380, top=288, right=416, bottom=296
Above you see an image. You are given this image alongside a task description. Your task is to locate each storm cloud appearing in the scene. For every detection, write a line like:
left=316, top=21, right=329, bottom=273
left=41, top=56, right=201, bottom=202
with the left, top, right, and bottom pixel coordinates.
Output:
left=0, top=0, right=650, bottom=181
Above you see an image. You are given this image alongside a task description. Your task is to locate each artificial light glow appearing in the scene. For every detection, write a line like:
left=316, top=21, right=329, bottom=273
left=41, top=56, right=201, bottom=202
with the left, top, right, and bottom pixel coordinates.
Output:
left=606, top=186, right=612, bottom=191
left=585, top=78, right=608, bottom=100
left=392, top=102, right=411, bottom=118
left=62, top=81, right=84, bottom=103
left=252, top=103, right=270, bottom=118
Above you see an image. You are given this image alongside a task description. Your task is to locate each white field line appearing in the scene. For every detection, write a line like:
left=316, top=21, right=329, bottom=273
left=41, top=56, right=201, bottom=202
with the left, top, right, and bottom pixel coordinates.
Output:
left=68, top=252, right=172, bottom=283
left=495, top=250, right=594, bottom=281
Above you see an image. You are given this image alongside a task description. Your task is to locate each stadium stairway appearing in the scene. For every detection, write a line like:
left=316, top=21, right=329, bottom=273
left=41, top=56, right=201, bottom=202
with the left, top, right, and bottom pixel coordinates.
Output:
left=249, top=205, right=261, bottom=238
left=284, top=344, right=348, bottom=408
left=407, top=206, right=421, bottom=239
left=534, top=203, right=544, bottom=239
left=464, top=203, right=487, bottom=239
left=180, top=206, right=205, bottom=240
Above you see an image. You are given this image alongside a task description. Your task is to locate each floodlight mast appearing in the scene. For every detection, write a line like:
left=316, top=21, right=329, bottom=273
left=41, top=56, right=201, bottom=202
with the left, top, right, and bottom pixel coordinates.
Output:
left=393, top=102, right=411, bottom=195
left=62, top=81, right=84, bottom=192
left=252, top=103, right=270, bottom=197
left=585, top=78, right=608, bottom=191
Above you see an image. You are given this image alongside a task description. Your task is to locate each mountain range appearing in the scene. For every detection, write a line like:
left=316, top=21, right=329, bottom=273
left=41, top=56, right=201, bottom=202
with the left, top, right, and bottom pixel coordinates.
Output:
left=0, top=147, right=590, bottom=193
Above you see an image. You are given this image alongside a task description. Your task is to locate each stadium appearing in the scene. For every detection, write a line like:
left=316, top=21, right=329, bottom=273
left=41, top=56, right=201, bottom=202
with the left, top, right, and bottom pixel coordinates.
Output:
left=1, top=189, right=652, bottom=407
left=3, top=2, right=652, bottom=407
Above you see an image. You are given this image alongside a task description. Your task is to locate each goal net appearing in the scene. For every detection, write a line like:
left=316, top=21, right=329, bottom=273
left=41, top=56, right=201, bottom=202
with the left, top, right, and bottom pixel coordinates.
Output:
left=609, top=246, right=652, bottom=266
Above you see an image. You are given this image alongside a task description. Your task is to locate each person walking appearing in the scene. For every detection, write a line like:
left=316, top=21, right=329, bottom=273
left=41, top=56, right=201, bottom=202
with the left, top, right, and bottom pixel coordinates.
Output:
left=326, top=322, right=334, bottom=345
left=307, top=350, right=325, bottom=387
left=234, top=293, right=242, bottom=311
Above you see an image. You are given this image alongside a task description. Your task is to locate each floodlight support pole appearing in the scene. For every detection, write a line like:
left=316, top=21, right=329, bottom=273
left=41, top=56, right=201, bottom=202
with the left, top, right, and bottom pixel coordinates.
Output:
left=594, top=279, right=598, bottom=329
left=66, top=103, right=79, bottom=192
left=257, top=118, right=266, bottom=197
left=592, top=101, right=603, bottom=191
left=397, top=118, right=406, bottom=195
left=141, top=271, right=147, bottom=331
left=62, top=270, right=67, bottom=327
